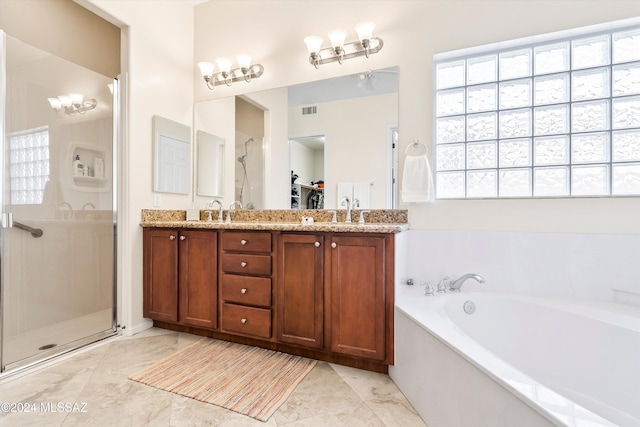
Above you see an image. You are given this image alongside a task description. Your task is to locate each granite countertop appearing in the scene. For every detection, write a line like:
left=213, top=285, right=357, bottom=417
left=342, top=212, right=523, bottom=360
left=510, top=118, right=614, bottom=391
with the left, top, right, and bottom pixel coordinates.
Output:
left=140, top=209, right=409, bottom=234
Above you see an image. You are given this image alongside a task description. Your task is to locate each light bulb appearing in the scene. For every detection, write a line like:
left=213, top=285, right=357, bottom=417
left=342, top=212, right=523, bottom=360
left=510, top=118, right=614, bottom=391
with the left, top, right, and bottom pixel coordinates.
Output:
left=216, top=58, right=232, bottom=75
left=69, top=93, right=84, bottom=106
left=236, top=55, right=251, bottom=70
left=59, top=96, right=72, bottom=108
left=304, top=36, right=323, bottom=54
left=355, top=21, right=376, bottom=42
left=328, top=30, right=346, bottom=49
left=197, top=61, right=215, bottom=77
left=48, top=98, right=62, bottom=109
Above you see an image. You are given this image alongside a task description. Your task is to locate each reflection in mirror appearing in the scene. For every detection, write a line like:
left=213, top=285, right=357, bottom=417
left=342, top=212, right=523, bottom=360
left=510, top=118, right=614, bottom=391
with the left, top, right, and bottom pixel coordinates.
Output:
left=152, top=115, right=191, bottom=194
left=193, top=66, right=398, bottom=209
left=196, top=131, right=225, bottom=197
left=290, top=135, right=325, bottom=209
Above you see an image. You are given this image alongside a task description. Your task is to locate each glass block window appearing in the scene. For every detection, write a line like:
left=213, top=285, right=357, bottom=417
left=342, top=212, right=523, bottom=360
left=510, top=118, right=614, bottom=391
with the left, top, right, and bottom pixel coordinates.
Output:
left=9, top=127, right=50, bottom=205
left=434, top=24, right=640, bottom=198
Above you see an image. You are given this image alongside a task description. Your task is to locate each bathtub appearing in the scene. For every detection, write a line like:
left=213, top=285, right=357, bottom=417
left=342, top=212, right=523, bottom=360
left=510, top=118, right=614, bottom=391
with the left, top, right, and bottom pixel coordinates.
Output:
left=390, top=285, right=640, bottom=427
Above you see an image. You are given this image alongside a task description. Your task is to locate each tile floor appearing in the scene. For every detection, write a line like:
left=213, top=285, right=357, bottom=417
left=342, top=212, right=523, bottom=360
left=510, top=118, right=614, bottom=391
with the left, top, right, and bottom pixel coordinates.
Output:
left=0, top=328, right=428, bottom=426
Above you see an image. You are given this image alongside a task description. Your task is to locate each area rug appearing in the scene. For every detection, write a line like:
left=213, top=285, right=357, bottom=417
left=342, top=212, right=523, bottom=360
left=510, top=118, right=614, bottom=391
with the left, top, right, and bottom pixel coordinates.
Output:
left=129, top=338, right=317, bottom=421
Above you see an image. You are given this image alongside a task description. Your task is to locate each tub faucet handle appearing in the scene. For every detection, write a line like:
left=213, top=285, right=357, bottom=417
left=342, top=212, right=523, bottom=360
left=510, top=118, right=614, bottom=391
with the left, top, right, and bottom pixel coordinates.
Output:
left=437, top=276, right=449, bottom=293
left=423, top=281, right=434, bottom=296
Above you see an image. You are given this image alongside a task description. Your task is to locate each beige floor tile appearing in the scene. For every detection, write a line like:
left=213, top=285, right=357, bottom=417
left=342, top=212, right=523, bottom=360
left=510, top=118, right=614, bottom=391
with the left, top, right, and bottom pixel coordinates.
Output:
left=0, top=329, right=428, bottom=427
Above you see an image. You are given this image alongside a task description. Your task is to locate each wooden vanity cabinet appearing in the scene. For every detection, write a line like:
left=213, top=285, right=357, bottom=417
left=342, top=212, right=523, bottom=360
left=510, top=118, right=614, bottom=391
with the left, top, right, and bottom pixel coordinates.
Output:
left=328, top=234, right=392, bottom=362
left=276, top=233, right=324, bottom=349
left=276, top=232, right=394, bottom=364
left=219, top=230, right=274, bottom=339
left=143, top=228, right=218, bottom=328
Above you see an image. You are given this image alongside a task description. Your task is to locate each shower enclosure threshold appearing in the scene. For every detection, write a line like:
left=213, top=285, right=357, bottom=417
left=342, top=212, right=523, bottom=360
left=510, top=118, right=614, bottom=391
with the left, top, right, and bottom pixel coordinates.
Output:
left=2, top=309, right=115, bottom=373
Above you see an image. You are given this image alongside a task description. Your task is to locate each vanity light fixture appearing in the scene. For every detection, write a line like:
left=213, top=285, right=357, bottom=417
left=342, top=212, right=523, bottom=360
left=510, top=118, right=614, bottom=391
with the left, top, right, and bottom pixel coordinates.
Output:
left=304, top=21, right=383, bottom=69
left=197, top=55, right=264, bottom=90
left=47, top=93, right=97, bottom=116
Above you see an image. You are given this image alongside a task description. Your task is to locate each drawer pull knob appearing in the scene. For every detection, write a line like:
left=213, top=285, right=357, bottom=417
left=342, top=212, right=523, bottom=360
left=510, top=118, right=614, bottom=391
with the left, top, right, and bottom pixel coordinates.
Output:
left=241, top=261, right=247, bottom=267
left=331, top=242, right=337, bottom=248
left=241, top=288, right=247, bottom=294
left=314, top=241, right=320, bottom=247
left=180, top=235, right=186, bottom=241
left=169, top=235, right=176, bottom=240
left=241, top=318, right=247, bottom=324
left=241, top=239, right=247, bottom=245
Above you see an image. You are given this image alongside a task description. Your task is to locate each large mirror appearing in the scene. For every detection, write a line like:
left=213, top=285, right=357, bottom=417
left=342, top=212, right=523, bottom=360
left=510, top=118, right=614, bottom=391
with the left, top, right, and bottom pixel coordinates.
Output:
left=193, top=66, right=399, bottom=209
left=152, top=115, right=191, bottom=194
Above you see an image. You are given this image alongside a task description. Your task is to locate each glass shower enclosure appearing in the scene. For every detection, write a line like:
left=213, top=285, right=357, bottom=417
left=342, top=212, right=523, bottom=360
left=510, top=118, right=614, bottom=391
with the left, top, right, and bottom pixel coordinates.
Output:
left=0, top=32, right=118, bottom=373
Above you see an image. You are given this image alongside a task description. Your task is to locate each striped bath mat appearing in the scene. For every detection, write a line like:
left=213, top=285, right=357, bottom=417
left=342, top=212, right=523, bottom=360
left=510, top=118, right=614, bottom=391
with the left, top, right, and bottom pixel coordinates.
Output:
left=129, top=338, right=317, bottom=421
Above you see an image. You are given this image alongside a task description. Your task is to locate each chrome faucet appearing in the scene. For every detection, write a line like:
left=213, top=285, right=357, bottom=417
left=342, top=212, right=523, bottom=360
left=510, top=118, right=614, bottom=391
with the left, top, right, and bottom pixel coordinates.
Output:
left=341, top=197, right=360, bottom=223
left=206, top=199, right=224, bottom=222
left=448, top=273, right=485, bottom=292
left=225, top=201, right=243, bottom=223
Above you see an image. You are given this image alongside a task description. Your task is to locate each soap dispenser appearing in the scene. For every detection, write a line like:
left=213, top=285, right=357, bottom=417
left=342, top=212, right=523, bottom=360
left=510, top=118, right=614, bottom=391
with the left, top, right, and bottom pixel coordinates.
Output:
left=73, top=155, right=84, bottom=176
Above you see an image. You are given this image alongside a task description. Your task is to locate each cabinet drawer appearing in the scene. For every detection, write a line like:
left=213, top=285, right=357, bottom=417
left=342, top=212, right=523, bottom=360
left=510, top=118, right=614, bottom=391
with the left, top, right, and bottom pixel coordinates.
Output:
left=221, top=274, right=271, bottom=307
left=222, top=253, right=271, bottom=275
left=221, top=231, right=271, bottom=253
left=221, top=303, right=271, bottom=338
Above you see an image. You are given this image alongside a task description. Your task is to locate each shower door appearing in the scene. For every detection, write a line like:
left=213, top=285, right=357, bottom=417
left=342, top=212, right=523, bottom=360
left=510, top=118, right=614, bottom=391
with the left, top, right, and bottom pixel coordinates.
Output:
left=0, top=33, right=118, bottom=373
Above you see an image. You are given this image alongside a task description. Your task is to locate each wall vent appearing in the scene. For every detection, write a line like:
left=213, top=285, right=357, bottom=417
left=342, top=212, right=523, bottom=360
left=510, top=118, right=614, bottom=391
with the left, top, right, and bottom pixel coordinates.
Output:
left=302, top=106, right=317, bottom=115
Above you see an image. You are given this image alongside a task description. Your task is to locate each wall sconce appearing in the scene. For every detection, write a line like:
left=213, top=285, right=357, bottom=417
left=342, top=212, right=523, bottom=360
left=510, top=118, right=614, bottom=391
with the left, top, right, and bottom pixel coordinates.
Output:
left=304, top=21, right=383, bottom=69
left=48, top=93, right=97, bottom=116
left=197, top=55, right=264, bottom=90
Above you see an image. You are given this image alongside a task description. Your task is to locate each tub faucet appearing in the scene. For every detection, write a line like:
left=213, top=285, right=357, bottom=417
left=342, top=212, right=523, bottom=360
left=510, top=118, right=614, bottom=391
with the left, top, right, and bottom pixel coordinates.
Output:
left=206, top=199, right=224, bottom=222
left=449, top=273, right=485, bottom=292
left=225, top=201, right=243, bottom=223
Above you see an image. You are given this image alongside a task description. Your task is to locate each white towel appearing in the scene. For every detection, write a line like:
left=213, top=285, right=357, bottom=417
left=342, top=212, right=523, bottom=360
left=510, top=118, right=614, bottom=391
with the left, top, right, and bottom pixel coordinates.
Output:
left=337, top=182, right=353, bottom=209
left=352, top=182, right=371, bottom=209
left=401, top=154, right=435, bottom=203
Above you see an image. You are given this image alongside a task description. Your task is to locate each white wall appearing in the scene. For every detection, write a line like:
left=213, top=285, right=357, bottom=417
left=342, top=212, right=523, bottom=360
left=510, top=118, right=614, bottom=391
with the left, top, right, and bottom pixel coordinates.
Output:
left=194, top=0, right=640, bottom=234
left=81, top=0, right=195, bottom=334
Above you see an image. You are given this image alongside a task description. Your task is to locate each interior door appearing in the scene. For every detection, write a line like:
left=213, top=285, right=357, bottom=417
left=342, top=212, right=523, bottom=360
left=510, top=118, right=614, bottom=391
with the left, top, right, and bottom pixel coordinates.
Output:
left=0, top=33, right=117, bottom=372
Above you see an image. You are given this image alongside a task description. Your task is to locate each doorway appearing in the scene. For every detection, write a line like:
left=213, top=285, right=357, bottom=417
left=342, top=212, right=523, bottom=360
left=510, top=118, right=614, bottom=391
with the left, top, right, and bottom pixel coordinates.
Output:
left=0, top=33, right=118, bottom=373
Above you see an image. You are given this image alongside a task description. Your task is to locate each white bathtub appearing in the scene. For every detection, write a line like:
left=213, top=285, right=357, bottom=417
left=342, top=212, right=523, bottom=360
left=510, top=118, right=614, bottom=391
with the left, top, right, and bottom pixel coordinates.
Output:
left=390, top=285, right=640, bottom=427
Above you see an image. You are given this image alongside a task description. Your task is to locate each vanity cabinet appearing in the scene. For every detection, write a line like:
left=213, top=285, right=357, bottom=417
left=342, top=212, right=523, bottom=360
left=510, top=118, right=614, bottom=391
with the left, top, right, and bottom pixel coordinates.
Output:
left=276, top=232, right=393, bottom=364
left=276, top=233, right=324, bottom=349
left=219, top=231, right=274, bottom=339
left=328, top=234, right=390, bottom=362
left=143, top=225, right=395, bottom=371
left=143, top=229, right=218, bottom=328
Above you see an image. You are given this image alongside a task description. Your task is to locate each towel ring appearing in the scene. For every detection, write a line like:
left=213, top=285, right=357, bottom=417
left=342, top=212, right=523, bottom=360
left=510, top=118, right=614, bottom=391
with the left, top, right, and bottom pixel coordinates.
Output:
left=406, top=140, right=427, bottom=155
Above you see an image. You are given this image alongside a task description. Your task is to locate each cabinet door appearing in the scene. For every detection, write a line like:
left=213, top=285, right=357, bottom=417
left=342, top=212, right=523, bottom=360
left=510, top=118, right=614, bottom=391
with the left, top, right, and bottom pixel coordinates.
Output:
left=143, top=229, right=178, bottom=322
left=178, top=230, right=218, bottom=328
left=329, top=235, right=387, bottom=361
left=277, top=234, right=324, bottom=349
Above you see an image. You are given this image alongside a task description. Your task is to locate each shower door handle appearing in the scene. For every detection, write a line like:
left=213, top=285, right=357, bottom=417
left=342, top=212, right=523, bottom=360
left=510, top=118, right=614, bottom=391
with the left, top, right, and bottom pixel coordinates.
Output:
left=1, top=212, right=12, bottom=229
left=2, top=213, right=44, bottom=238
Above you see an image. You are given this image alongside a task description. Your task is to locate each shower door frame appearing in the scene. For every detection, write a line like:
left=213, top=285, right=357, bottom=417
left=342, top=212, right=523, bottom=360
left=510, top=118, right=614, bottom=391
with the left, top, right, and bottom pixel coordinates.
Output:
left=0, top=31, right=120, bottom=375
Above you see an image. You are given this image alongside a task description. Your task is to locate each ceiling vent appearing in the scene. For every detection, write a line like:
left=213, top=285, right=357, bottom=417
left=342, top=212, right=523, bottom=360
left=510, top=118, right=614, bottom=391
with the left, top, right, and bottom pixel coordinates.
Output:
left=302, top=106, right=317, bottom=115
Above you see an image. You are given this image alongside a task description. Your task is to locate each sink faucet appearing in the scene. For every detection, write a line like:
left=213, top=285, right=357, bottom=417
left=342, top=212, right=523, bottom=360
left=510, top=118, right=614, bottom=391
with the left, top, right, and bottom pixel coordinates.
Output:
left=206, top=199, right=224, bottom=222
left=448, top=273, right=485, bottom=292
left=225, top=201, right=243, bottom=223
left=341, top=197, right=360, bottom=223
